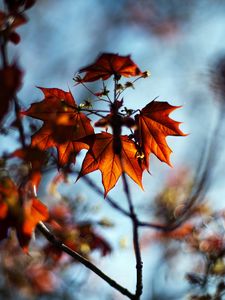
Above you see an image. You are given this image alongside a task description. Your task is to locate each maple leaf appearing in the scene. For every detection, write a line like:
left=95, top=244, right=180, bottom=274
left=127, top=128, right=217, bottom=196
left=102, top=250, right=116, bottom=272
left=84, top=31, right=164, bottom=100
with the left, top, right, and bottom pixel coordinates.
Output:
left=0, top=176, right=48, bottom=251
left=23, top=88, right=94, bottom=166
left=135, top=100, right=185, bottom=168
left=78, top=132, right=146, bottom=196
left=78, top=53, right=144, bottom=82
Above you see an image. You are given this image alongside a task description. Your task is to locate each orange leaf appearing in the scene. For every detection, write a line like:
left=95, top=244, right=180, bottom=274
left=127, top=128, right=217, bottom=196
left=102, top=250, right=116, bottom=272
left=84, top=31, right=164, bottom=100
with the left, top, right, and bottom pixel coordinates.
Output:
left=79, top=53, right=144, bottom=82
left=21, top=198, right=48, bottom=246
left=22, top=87, right=77, bottom=122
left=78, top=132, right=146, bottom=195
left=23, top=88, right=94, bottom=166
left=16, top=196, right=49, bottom=252
left=0, top=176, right=48, bottom=251
left=135, top=100, right=185, bottom=168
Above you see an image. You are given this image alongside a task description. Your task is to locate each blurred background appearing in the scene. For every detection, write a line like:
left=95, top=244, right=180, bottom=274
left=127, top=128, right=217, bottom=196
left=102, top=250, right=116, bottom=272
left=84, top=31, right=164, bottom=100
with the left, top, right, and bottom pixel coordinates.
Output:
left=2, top=0, right=225, bottom=299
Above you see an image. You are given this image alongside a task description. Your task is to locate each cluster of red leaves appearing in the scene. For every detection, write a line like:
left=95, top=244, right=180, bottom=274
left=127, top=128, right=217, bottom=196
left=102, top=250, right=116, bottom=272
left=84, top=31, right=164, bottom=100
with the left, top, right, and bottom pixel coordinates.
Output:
left=0, top=53, right=185, bottom=252
left=0, top=176, right=48, bottom=252
left=23, top=53, right=185, bottom=195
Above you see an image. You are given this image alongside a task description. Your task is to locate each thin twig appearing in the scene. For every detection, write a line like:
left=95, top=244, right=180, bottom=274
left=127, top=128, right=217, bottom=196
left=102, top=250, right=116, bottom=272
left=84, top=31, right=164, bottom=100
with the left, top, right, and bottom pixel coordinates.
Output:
left=78, top=81, right=111, bottom=104
left=0, top=36, right=8, bottom=67
left=75, top=169, right=179, bottom=232
left=74, top=170, right=130, bottom=217
left=14, top=95, right=26, bottom=148
left=102, top=80, right=112, bottom=103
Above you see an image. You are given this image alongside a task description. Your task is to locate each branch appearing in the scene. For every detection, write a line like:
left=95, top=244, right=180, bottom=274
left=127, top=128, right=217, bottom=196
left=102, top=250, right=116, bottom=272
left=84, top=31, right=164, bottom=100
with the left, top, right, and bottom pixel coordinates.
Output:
left=75, top=171, right=131, bottom=217
left=0, top=34, right=26, bottom=148
left=121, top=173, right=143, bottom=300
left=37, top=222, right=134, bottom=299
left=14, top=95, right=26, bottom=148
left=76, top=170, right=184, bottom=232
left=0, top=36, right=8, bottom=67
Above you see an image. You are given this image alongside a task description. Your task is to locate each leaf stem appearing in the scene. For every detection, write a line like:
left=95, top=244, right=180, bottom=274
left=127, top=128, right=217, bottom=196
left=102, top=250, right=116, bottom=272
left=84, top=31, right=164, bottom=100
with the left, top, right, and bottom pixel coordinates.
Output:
left=102, top=80, right=112, bottom=103
left=79, top=81, right=111, bottom=104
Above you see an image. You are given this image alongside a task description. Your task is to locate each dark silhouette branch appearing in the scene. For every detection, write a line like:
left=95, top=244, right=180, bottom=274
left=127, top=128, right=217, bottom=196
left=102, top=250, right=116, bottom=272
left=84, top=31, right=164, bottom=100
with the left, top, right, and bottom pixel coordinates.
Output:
left=75, top=171, right=131, bottom=217
left=0, top=34, right=26, bottom=148
left=121, top=172, right=143, bottom=300
left=0, top=36, right=8, bottom=67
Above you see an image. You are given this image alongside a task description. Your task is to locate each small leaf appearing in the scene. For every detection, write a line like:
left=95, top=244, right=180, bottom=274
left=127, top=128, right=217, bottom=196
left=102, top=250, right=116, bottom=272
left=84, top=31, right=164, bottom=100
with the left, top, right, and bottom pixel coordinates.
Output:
left=78, top=53, right=144, bottom=82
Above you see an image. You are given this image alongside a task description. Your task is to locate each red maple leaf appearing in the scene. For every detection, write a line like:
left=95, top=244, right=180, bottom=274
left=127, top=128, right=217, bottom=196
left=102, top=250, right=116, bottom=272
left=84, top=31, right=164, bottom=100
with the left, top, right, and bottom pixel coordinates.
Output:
left=0, top=176, right=48, bottom=251
left=78, top=53, right=144, bottom=82
left=135, top=100, right=185, bottom=168
left=78, top=132, right=146, bottom=195
left=23, top=88, right=94, bottom=166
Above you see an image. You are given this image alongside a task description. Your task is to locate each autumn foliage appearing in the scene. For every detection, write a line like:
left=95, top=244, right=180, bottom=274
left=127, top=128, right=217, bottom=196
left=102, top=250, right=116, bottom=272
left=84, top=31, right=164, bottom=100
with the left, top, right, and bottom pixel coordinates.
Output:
left=20, top=53, right=184, bottom=196
left=0, top=7, right=186, bottom=294
left=5, top=1, right=225, bottom=300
